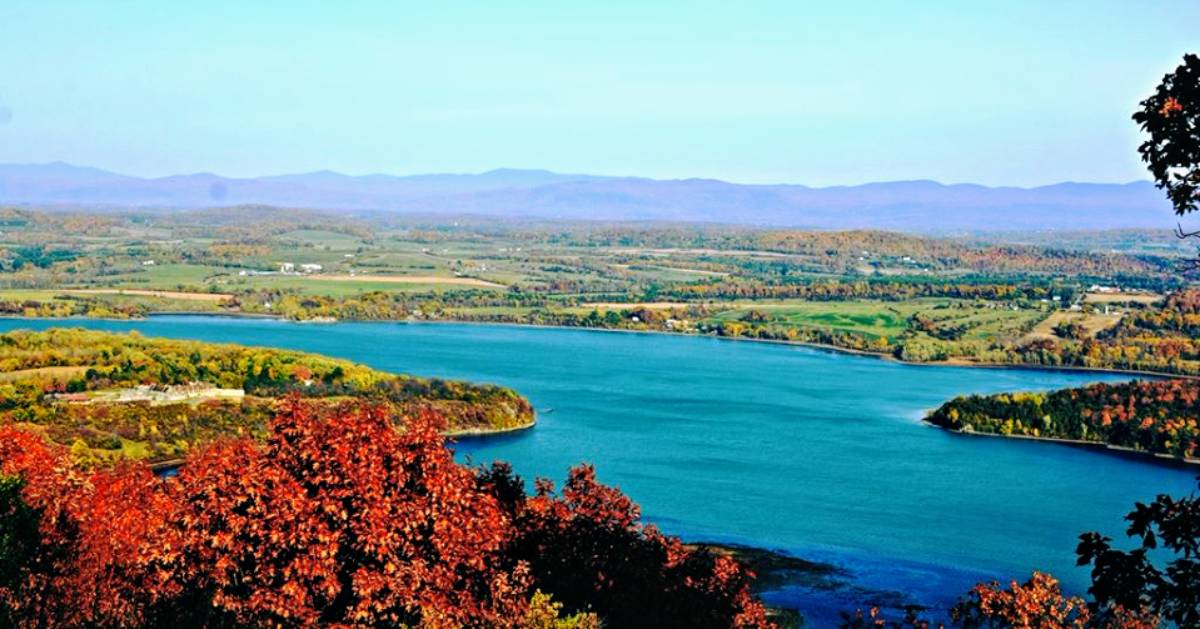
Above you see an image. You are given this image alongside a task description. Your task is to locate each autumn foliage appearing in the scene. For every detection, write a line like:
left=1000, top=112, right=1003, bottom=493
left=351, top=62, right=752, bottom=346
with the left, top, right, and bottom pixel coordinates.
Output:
left=952, top=572, right=1092, bottom=629
left=0, top=397, right=771, bottom=627
left=480, top=461, right=771, bottom=628
left=927, top=377, right=1200, bottom=459
left=0, top=427, right=181, bottom=626
left=170, top=401, right=527, bottom=626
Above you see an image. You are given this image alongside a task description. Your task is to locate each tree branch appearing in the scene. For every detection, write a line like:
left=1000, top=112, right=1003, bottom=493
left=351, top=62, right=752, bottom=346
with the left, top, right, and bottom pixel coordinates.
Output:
left=1175, top=223, right=1200, bottom=240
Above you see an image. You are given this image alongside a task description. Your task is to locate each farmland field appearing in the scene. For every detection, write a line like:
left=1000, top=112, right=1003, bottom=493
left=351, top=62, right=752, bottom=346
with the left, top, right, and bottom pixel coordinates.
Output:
left=0, top=207, right=1191, bottom=375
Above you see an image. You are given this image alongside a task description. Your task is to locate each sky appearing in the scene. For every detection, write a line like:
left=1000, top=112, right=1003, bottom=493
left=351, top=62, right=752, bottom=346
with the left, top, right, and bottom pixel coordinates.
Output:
left=0, top=1, right=1196, bottom=186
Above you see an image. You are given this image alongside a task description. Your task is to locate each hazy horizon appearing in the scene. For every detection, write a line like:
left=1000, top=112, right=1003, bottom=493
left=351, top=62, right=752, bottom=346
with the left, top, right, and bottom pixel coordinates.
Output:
left=1, top=159, right=1178, bottom=232
left=0, top=159, right=1162, bottom=189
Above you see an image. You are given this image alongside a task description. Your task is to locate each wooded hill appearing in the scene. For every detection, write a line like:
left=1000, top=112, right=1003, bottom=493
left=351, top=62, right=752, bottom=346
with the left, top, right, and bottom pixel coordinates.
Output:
left=0, top=328, right=533, bottom=465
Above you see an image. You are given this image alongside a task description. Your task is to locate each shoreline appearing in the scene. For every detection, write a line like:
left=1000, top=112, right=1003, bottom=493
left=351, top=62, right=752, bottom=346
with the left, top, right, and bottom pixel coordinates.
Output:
left=147, top=310, right=285, bottom=319
left=927, top=421, right=1200, bottom=468
left=445, top=416, right=537, bottom=439
left=3, top=311, right=1189, bottom=381
left=149, top=416, right=539, bottom=475
left=371, top=318, right=1190, bottom=381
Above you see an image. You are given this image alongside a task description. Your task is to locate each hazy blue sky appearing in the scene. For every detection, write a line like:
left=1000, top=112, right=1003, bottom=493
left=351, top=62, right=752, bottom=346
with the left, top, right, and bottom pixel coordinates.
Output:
left=0, top=1, right=1196, bottom=185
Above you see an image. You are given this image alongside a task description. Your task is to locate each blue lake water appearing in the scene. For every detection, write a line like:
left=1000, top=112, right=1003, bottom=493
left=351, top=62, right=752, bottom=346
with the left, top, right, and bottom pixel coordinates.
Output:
left=4, top=317, right=1195, bottom=623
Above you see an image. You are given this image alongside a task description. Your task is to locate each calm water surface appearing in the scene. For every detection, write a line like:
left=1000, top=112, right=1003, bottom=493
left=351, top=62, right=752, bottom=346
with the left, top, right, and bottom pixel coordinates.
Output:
left=6, top=317, right=1195, bottom=621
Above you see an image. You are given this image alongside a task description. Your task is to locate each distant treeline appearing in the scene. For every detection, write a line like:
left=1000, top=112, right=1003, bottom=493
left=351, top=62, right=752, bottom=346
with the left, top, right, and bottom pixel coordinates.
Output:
left=250, top=288, right=1200, bottom=377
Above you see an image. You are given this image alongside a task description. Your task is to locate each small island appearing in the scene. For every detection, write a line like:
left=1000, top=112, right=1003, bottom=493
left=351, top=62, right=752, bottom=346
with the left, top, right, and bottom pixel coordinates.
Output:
left=925, top=378, right=1200, bottom=464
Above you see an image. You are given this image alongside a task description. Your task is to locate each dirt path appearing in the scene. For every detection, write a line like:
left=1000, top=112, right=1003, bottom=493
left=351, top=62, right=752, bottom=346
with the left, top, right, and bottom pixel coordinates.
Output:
left=1083, top=292, right=1163, bottom=304
left=306, top=274, right=506, bottom=288
left=580, top=301, right=692, bottom=310
left=64, top=289, right=233, bottom=302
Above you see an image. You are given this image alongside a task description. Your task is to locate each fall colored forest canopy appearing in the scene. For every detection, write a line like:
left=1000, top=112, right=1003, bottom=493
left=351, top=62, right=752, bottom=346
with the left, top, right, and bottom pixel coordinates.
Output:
left=2, top=396, right=1193, bottom=628
left=0, top=328, right=533, bottom=465
left=926, top=378, right=1200, bottom=461
left=0, top=398, right=770, bottom=628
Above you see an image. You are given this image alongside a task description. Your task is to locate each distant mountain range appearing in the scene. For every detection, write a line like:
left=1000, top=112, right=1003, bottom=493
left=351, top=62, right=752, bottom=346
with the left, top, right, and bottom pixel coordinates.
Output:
left=0, top=162, right=1179, bottom=232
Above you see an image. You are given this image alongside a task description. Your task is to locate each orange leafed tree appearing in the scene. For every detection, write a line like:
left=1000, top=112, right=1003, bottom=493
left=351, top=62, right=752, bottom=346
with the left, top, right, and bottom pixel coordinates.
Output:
left=952, top=572, right=1092, bottom=629
left=0, top=402, right=531, bottom=627
left=0, top=427, right=182, bottom=627
left=171, top=398, right=527, bottom=626
left=480, top=461, right=773, bottom=628
left=0, top=397, right=774, bottom=627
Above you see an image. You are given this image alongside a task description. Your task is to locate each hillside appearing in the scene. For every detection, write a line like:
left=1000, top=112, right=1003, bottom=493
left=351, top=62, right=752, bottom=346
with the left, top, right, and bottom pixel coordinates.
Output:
left=0, top=328, right=534, bottom=465
left=0, top=162, right=1179, bottom=231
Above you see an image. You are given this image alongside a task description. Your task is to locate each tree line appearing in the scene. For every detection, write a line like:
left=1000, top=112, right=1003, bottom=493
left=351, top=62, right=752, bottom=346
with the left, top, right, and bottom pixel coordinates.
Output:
left=0, top=329, right=534, bottom=465
left=926, top=378, right=1200, bottom=460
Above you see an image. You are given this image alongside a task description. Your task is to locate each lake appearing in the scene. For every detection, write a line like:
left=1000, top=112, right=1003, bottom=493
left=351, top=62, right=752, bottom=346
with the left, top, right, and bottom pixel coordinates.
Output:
left=4, top=317, right=1195, bottom=622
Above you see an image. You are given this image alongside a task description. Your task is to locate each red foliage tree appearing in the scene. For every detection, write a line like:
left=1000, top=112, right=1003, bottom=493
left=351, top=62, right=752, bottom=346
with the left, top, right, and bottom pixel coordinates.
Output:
left=0, top=427, right=182, bottom=627
left=0, top=399, right=775, bottom=627
left=171, top=397, right=528, bottom=626
left=480, top=462, right=773, bottom=628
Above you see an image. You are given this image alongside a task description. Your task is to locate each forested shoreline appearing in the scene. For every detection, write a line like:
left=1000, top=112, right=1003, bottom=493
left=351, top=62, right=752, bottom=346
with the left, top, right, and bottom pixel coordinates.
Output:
left=926, top=378, right=1200, bottom=462
left=0, top=328, right=534, bottom=466
left=5, top=285, right=1200, bottom=379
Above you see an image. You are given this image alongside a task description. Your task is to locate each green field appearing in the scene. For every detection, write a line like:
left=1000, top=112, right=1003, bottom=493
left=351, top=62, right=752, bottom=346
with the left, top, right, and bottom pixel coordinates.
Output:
left=277, top=229, right=368, bottom=250
left=706, top=299, right=1045, bottom=341
left=0, top=206, right=1187, bottom=373
left=102, top=263, right=235, bottom=288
